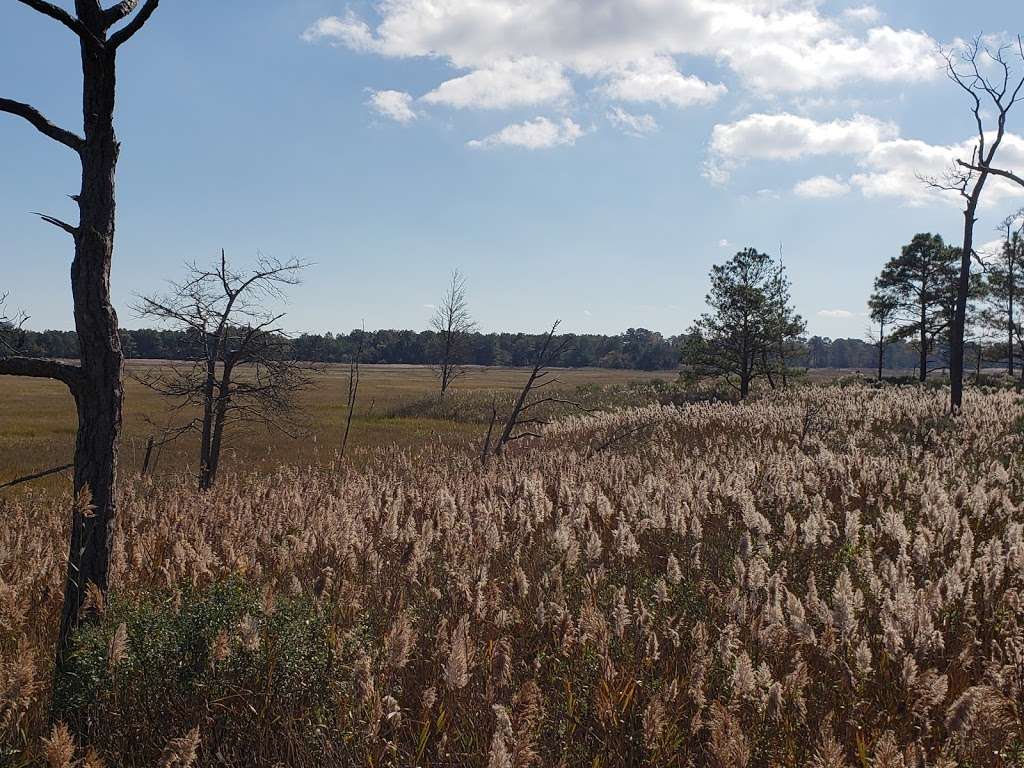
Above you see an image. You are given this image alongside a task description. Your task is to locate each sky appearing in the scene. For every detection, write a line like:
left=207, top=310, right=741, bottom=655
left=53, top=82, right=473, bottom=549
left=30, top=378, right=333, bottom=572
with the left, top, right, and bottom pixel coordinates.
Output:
left=1, top=0, right=1023, bottom=340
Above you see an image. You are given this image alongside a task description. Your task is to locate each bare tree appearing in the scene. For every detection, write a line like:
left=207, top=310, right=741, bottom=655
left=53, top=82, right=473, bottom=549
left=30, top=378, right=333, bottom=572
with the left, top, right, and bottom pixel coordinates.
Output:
left=135, top=251, right=311, bottom=490
left=492, top=321, right=583, bottom=456
left=431, top=270, right=477, bottom=397
left=340, top=326, right=365, bottom=461
left=0, top=0, right=161, bottom=656
left=925, top=35, right=1024, bottom=411
left=0, top=293, right=28, bottom=356
left=868, top=293, right=899, bottom=381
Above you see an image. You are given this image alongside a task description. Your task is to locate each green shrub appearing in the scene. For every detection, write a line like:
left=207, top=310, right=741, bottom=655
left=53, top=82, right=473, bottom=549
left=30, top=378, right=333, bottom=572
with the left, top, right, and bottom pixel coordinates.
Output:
left=54, top=579, right=351, bottom=766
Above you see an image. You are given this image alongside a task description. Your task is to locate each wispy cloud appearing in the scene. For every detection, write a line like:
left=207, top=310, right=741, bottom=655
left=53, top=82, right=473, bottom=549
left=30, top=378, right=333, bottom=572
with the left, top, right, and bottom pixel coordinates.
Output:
left=367, top=89, right=418, bottom=123
left=817, top=309, right=857, bottom=319
left=606, top=107, right=658, bottom=137
left=468, top=117, right=586, bottom=150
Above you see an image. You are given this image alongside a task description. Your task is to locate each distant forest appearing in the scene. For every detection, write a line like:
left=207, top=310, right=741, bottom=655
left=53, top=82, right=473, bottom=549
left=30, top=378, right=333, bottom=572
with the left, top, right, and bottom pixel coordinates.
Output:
left=15, top=327, right=924, bottom=372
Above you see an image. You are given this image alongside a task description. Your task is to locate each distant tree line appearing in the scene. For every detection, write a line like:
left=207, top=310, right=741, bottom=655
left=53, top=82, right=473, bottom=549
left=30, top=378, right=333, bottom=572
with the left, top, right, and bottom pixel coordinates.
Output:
left=14, top=323, right=925, bottom=372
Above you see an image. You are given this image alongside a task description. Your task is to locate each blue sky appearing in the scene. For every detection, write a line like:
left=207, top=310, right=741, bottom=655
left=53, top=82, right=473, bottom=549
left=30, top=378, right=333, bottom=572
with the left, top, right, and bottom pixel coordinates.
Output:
left=1, top=0, right=1023, bottom=339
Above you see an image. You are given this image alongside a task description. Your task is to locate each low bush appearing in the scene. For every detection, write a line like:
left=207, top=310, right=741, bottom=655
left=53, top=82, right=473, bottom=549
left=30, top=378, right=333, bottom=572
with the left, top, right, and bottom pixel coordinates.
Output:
left=53, top=579, right=356, bottom=766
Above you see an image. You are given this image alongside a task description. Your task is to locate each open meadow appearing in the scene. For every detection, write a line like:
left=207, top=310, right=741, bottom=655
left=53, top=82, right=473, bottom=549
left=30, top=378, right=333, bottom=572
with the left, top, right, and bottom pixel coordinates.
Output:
left=0, top=363, right=678, bottom=493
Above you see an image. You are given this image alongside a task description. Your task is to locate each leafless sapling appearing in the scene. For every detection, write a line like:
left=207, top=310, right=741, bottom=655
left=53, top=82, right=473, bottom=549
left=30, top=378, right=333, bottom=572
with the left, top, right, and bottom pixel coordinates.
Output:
left=431, top=270, right=477, bottom=397
left=924, top=35, right=1024, bottom=411
left=340, top=326, right=365, bottom=461
left=135, top=251, right=311, bottom=490
left=0, top=294, right=28, bottom=356
left=867, top=293, right=899, bottom=381
left=0, top=0, right=161, bottom=657
left=492, top=321, right=586, bottom=456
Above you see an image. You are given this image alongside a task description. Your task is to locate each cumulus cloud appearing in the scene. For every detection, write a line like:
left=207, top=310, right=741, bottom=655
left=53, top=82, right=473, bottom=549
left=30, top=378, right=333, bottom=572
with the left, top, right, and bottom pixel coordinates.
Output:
left=817, top=309, right=859, bottom=319
left=711, top=113, right=898, bottom=161
left=607, top=107, right=658, bottom=136
left=421, top=58, right=571, bottom=109
left=706, top=113, right=897, bottom=182
left=599, top=57, right=726, bottom=108
left=851, top=134, right=1024, bottom=207
left=794, top=175, right=852, bottom=198
left=709, top=111, right=1024, bottom=206
left=367, top=90, right=418, bottom=123
left=729, top=26, right=939, bottom=92
left=304, top=0, right=942, bottom=122
left=468, top=117, right=586, bottom=150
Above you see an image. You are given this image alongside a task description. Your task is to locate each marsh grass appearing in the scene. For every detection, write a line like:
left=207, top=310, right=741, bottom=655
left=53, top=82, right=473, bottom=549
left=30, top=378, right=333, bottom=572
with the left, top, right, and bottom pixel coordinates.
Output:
left=3, top=384, right=1024, bottom=765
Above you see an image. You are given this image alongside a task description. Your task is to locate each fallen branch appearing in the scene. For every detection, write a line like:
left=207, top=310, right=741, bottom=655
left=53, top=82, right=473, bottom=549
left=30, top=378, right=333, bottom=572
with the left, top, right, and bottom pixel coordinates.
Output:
left=0, top=463, right=73, bottom=490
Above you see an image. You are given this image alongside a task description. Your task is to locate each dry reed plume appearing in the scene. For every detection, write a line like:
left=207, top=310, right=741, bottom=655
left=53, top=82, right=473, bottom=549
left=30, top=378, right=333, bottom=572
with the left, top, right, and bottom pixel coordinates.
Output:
left=2, top=384, right=1023, bottom=766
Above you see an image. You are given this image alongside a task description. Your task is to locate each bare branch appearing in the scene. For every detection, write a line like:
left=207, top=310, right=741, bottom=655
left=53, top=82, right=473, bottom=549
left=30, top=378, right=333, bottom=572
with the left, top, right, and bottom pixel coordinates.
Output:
left=108, top=0, right=159, bottom=47
left=34, top=212, right=79, bottom=238
left=14, top=0, right=93, bottom=40
left=101, top=0, right=141, bottom=28
left=0, top=356, right=82, bottom=390
left=0, top=98, right=84, bottom=152
left=957, top=159, right=1024, bottom=189
left=0, top=462, right=73, bottom=490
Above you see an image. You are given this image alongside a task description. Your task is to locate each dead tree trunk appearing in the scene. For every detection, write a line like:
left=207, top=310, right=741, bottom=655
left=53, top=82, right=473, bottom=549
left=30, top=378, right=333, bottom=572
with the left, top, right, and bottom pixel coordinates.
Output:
left=877, top=321, right=885, bottom=381
left=493, top=322, right=582, bottom=456
left=340, top=331, right=364, bottom=461
left=0, top=0, right=161, bottom=660
left=941, top=36, right=1024, bottom=411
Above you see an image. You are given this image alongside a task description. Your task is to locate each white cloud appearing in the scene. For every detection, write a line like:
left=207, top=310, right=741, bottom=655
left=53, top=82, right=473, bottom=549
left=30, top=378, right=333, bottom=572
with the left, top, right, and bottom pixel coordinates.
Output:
left=303, top=1, right=942, bottom=120
left=709, top=111, right=1024, bottom=207
left=707, top=112, right=897, bottom=181
left=468, top=117, right=586, bottom=150
left=818, top=309, right=856, bottom=319
left=422, top=58, right=571, bottom=109
left=367, top=89, right=418, bottom=123
left=843, top=6, right=882, bottom=24
left=851, top=133, right=1024, bottom=207
left=977, top=239, right=1006, bottom=259
left=711, top=113, right=898, bottom=161
left=302, top=11, right=377, bottom=51
left=718, top=238, right=732, bottom=248
left=607, top=107, right=658, bottom=137
left=794, top=175, right=851, bottom=198
left=728, top=26, right=940, bottom=92
left=599, top=57, right=726, bottom=109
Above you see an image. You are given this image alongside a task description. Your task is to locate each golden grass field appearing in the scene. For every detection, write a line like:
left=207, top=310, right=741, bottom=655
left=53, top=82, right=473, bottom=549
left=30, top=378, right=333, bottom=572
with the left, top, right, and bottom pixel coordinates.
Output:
left=0, top=363, right=676, bottom=492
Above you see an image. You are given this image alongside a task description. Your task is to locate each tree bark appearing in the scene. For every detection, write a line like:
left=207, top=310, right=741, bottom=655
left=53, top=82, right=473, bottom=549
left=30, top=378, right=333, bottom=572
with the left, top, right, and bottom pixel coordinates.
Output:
left=1009, top=260, right=1015, bottom=377
left=919, top=304, right=928, bottom=383
left=57, top=33, right=124, bottom=658
left=877, top=322, right=885, bottom=381
left=1, top=0, right=161, bottom=670
left=950, top=199, right=979, bottom=410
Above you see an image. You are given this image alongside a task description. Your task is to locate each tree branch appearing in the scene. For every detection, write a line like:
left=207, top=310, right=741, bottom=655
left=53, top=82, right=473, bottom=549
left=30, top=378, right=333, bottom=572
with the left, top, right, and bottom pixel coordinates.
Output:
left=0, top=98, right=84, bottom=152
left=957, top=159, right=1024, bottom=189
left=15, top=0, right=92, bottom=39
left=101, top=0, right=140, bottom=27
left=0, top=462, right=73, bottom=490
left=0, top=356, right=82, bottom=389
left=34, top=212, right=79, bottom=238
left=108, top=0, right=159, bottom=48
